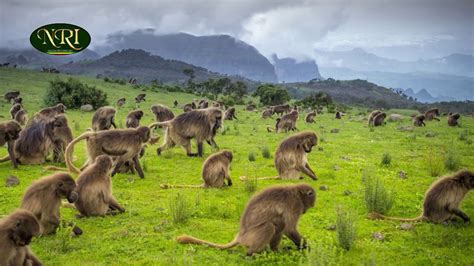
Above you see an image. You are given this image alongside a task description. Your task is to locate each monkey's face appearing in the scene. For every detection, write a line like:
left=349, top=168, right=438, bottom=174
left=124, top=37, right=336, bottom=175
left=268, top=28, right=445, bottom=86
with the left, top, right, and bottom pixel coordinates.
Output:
left=298, top=185, right=316, bottom=212
left=302, top=134, right=318, bottom=153
left=6, top=122, right=22, bottom=140
left=9, top=213, right=40, bottom=246
left=136, top=111, right=144, bottom=119
left=56, top=176, right=78, bottom=203
left=57, top=104, right=66, bottom=113
left=223, top=150, right=233, bottom=162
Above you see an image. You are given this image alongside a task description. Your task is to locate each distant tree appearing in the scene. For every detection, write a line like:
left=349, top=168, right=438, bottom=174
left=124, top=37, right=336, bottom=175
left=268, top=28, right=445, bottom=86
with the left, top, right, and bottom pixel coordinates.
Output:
left=253, top=84, right=290, bottom=106
left=297, top=92, right=333, bottom=109
left=44, top=78, right=108, bottom=109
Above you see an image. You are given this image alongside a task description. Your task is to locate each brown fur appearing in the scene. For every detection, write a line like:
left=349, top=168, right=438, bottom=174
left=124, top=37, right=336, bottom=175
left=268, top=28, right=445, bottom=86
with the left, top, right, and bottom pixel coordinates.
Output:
left=246, top=104, right=257, bottom=111
left=118, top=145, right=146, bottom=174
left=125, top=109, right=144, bottom=128
left=413, top=114, right=426, bottom=127
left=368, top=110, right=382, bottom=126
left=92, top=106, right=117, bottom=131
left=75, top=155, right=125, bottom=216
left=447, top=112, right=461, bottom=126
left=276, top=110, right=299, bottom=133
left=177, top=183, right=316, bottom=255
left=14, top=109, right=28, bottom=126
left=151, top=108, right=223, bottom=157
left=373, top=112, right=387, bottom=127
left=161, top=150, right=233, bottom=189
left=135, top=93, right=146, bottom=103
left=37, top=103, right=66, bottom=118
left=12, top=96, right=22, bottom=105
left=0, top=121, right=22, bottom=168
left=335, top=112, right=342, bottom=119
left=0, top=209, right=42, bottom=266
left=116, top=98, right=126, bottom=108
left=368, top=170, right=474, bottom=223
left=10, top=103, right=22, bottom=119
left=65, top=126, right=150, bottom=178
left=21, top=173, right=77, bottom=235
left=424, top=108, right=440, bottom=121
left=151, top=104, right=175, bottom=122
left=198, top=99, right=209, bottom=109
left=262, top=108, right=274, bottom=119
left=305, top=111, right=316, bottom=123
left=224, top=107, right=237, bottom=120
left=272, top=104, right=290, bottom=116
left=4, top=91, right=20, bottom=102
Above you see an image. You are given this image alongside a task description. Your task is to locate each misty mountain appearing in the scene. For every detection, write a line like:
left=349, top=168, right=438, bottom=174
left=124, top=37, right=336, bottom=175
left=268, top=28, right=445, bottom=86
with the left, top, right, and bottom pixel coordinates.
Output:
left=95, top=30, right=277, bottom=82
left=315, top=48, right=474, bottom=77
left=272, top=54, right=321, bottom=83
left=0, top=48, right=100, bottom=68
left=59, top=49, right=238, bottom=84
left=401, top=88, right=455, bottom=103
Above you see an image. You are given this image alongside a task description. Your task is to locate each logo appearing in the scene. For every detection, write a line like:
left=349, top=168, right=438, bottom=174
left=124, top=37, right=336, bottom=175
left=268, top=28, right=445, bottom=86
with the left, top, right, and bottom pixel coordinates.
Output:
left=30, top=23, right=91, bottom=55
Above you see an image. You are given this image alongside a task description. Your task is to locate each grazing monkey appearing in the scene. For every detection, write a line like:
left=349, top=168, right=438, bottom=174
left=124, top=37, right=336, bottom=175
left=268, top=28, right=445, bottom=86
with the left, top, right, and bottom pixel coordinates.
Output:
left=10, top=103, right=22, bottom=119
left=151, top=104, right=175, bottom=122
left=12, top=96, right=22, bottom=105
left=262, top=108, right=274, bottom=119
left=125, top=109, right=144, bottom=128
left=3, top=91, right=20, bottom=102
left=224, top=107, right=237, bottom=120
left=272, top=104, right=290, bottom=116
left=424, top=108, right=440, bottom=121
left=173, top=100, right=178, bottom=108
left=65, top=126, right=150, bottom=178
left=0, top=209, right=42, bottom=266
left=447, top=112, right=460, bottom=126
left=0, top=121, right=22, bottom=168
left=246, top=104, right=257, bottom=111
left=276, top=110, right=299, bottom=133
left=118, top=145, right=146, bottom=174
left=92, top=106, right=117, bottom=131
left=75, top=155, right=125, bottom=217
left=14, top=109, right=28, bottom=126
left=161, top=150, right=233, bottom=189
left=177, top=183, right=316, bottom=255
left=368, top=170, right=474, bottom=223
left=183, top=102, right=195, bottom=112
left=135, top=93, right=146, bottom=103
left=116, top=98, right=126, bottom=108
left=151, top=108, right=223, bottom=157
left=37, top=103, right=66, bottom=118
left=21, top=173, right=78, bottom=235
left=305, top=111, right=316, bottom=123
left=198, top=99, right=209, bottom=109
left=413, top=114, right=426, bottom=127
left=368, top=110, right=382, bottom=126
left=373, top=112, right=387, bottom=127
left=335, top=112, right=342, bottom=119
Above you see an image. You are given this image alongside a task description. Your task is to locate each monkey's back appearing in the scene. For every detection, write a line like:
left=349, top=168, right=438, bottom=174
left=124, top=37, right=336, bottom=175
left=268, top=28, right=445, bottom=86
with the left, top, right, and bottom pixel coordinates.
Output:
left=202, top=155, right=228, bottom=188
left=75, top=174, right=111, bottom=216
left=423, top=177, right=469, bottom=222
left=171, top=111, right=211, bottom=140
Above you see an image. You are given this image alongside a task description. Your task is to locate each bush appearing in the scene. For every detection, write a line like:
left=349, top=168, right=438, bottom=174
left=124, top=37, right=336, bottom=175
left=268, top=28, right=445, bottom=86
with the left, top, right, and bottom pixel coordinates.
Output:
left=363, top=171, right=394, bottom=214
left=425, top=149, right=444, bottom=177
left=381, top=153, right=392, bottom=166
left=243, top=176, right=258, bottom=194
left=261, top=146, right=271, bottom=159
left=169, top=193, right=192, bottom=224
left=44, top=78, right=108, bottom=109
left=248, top=152, right=256, bottom=162
left=444, top=149, right=460, bottom=171
left=253, top=84, right=290, bottom=106
left=336, top=206, right=357, bottom=251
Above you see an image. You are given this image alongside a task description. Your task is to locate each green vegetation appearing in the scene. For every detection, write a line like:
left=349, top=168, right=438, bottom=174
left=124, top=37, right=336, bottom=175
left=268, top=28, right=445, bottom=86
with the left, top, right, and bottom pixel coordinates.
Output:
left=335, top=206, right=357, bottom=250
left=253, top=83, right=290, bottom=105
left=363, top=170, right=394, bottom=214
left=0, top=68, right=473, bottom=265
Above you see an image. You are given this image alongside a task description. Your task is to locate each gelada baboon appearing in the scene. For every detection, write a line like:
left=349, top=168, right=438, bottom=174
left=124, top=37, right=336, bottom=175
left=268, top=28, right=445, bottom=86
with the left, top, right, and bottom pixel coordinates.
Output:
left=424, top=108, right=440, bottom=121
left=173, top=100, right=178, bottom=108
left=135, top=93, right=146, bottom=103
left=368, top=170, right=474, bottom=223
left=198, top=99, right=209, bottom=109
left=75, top=155, right=125, bottom=217
left=37, top=103, right=66, bottom=118
left=65, top=126, right=150, bottom=178
left=12, top=96, right=22, bottom=105
left=10, top=103, right=22, bottom=119
left=151, top=104, right=175, bottom=122
left=305, top=111, right=316, bottom=123
left=0, top=121, right=21, bottom=168
left=368, top=110, right=382, bottom=126
left=161, top=150, right=233, bottom=189
left=116, top=98, right=126, bottom=108
left=125, top=109, right=144, bottom=128
left=272, top=104, right=290, bottom=116
left=262, top=108, right=273, bottom=119
left=275, top=110, right=299, bottom=133
left=21, top=173, right=77, bottom=235
left=373, top=112, right=387, bottom=127
left=118, top=145, right=146, bottom=174
left=92, top=106, right=117, bottom=131
left=14, top=109, right=28, bottom=126
left=183, top=102, right=195, bottom=112
left=177, top=183, right=316, bottom=255
left=246, top=104, right=257, bottom=111
left=150, top=108, right=223, bottom=157
left=447, top=112, right=461, bottom=126
left=335, top=111, right=342, bottom=119
left=224, top=107, right=237, bottom=121
left=413, top=114, right=426, bottom=127
left=0, top=209, right=42, bottom=266
left=3, top=90, right=20, bottom=102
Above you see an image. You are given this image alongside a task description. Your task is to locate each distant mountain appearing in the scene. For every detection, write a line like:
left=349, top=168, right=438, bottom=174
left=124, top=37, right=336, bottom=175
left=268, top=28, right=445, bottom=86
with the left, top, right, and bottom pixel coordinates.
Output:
left=315, top=48, right=474, bottom=77
left=59, top=49, right=238, bottom=84
left=401, top=88, right=455, bottom=103
left=0, top=48, right=100, bottom=68
left=272, top=54, right=321, bottom=83
left=96, top=30, right=277, bottom=82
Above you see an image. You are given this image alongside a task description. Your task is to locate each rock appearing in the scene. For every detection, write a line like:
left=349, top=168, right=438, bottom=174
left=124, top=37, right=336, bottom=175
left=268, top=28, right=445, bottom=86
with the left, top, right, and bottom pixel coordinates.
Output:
left=344, top=190, right=352, bottom=196
left=72, top=226, right=83, bottom=236
left=398, top=126, right=414, bottom=132
left=80, top=104, right=93, bottom=112
left=333, top=165, right=341, bottom=171
left=319, top=185, right=329, bottom=191
left=388, top=114, right=404, bottom=122
left=400, top=223, right=414, bottom=230
left=399, top=171, right=408, bottom=179
left=330, top=128, right=340, bottom=133
left=425, top=132, right=437, bottom=138
left=326, top=224, right=336, bottom=231
left=5, top=175, right=19, bottom=187
left=372, top=232, right=384, bottom=241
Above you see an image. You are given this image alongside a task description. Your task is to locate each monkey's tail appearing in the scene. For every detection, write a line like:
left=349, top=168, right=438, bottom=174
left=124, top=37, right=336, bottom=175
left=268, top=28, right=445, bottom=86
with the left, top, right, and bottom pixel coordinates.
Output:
left=44, top=166, right=68, bottom=171
left=160, top=184, right=204, bottom=189
left=367, top=212, right=425, bottom=222
left=149, top=136, right=161, bottom=145
left=149, top=121, right=171, bottom=129
left=0, top=155, right=11, bottom=162
left=65, top=131, right=95, bottom=174
left=239, top=176, right=279, bottom=181
left=177, top=235, right=239, bottom=250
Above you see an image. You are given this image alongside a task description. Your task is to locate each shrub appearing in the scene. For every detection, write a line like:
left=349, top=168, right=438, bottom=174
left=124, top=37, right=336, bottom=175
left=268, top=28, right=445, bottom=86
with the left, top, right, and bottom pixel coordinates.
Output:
left=363, top=171, right=394, bottom=214
left=248, top=152, right=256, bottom=162
left=253, top=84, right=290, bottom=106
left=381, top=153, right=392, bottom=166
left=459, top=130, right=469, bottom=141
left=425, top=149, right=444, bottom=177
left=444, top=149, right=460, bottom=171
left=243, top=176, right=258, bottom=194
left=169, top=193, right=192, bottom=224
left=336, top=206, right=357, bottom=250
left=44, top=78, right=108, bottom=109
left=261, top=146, right=271, bottom=159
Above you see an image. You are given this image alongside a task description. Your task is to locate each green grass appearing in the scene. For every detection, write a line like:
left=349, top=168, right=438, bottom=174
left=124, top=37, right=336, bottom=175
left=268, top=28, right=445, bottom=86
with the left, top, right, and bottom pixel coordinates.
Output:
left=0, top=68, right=473, bottom=265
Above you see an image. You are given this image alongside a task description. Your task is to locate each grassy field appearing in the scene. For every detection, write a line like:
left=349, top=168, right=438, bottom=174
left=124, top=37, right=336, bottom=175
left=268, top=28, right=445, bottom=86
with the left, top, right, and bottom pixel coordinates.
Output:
left=0, top=68, right=473, bottom=265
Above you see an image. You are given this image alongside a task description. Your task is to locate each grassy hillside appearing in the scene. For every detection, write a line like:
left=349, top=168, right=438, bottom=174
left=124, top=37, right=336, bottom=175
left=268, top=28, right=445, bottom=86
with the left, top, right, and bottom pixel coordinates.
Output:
left=0, top=68, right=473, bottom=265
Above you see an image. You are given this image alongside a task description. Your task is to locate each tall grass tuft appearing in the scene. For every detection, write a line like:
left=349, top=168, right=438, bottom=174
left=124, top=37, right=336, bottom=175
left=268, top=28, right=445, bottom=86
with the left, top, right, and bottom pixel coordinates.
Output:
left=381, top=153, right=392, bottom=166
left=444, top=149, right=460, bottom=171
left=169, top=193, right=192, bottom=224
left=261, top=146, right=271, bottom=159
left=74, top=120, right=80, bottom=131
left=425, top=148, right=444, bottom=177
left=336, top=206, right=357, bottom=251
left=363, top=171, right=394, bottom=214
left=248, top=152, right=256, bottom=162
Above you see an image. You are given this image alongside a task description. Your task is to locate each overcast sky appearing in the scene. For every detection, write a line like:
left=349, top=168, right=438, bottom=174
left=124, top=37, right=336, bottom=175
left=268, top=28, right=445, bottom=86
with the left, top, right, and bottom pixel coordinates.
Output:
left=1, top=0, right=472, bottom=61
